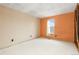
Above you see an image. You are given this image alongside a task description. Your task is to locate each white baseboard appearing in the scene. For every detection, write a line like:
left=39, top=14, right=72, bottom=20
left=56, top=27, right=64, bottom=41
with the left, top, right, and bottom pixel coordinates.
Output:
left=0, top=37, right=39, bottom=50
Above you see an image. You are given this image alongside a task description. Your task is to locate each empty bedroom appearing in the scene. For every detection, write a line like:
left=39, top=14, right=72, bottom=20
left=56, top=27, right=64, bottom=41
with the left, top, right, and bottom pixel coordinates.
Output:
left=0, top=3, right=79, bottom=55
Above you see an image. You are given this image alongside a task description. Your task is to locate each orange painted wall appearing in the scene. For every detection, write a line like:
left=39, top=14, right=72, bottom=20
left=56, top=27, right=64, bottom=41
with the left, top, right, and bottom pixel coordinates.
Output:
left=40, top=18, right=47, bottom=37
left=40, top=12, right=75, bottom=42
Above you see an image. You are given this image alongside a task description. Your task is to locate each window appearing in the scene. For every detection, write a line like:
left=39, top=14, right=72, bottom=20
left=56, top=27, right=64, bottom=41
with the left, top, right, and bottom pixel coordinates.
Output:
left=47, top=19, right=55, bottom=35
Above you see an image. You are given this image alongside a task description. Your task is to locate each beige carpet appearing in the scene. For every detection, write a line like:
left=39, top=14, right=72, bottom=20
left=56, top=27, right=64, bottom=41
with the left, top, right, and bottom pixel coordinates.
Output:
left=0, top=38, right=78, bottom=55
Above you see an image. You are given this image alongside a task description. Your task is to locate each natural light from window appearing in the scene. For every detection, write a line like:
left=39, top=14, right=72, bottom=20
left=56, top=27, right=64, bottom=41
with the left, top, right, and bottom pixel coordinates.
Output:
left=47, top=19, right=55, bottom=35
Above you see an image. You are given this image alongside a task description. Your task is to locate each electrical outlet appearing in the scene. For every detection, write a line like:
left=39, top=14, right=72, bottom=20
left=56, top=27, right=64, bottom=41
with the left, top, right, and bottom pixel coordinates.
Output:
left=11, top=38, right=14, bottom=42
left=30, top=35, right=32, bottom=37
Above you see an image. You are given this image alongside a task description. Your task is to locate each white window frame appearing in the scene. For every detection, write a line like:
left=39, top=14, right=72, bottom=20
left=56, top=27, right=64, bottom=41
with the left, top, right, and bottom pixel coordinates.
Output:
left=47, top=19, right=55, bottom=35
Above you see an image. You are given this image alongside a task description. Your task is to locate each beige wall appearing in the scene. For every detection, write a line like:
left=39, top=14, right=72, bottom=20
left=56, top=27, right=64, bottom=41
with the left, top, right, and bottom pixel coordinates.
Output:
left=0, top=6, right=39, bottom=48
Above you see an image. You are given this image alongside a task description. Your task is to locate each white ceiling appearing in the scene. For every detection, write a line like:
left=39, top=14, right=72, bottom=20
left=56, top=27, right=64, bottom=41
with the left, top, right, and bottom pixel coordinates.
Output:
left=0, top=3, right=77, bottom=18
